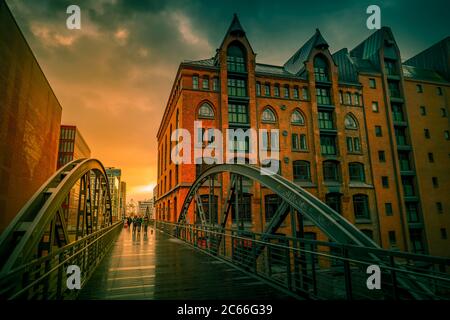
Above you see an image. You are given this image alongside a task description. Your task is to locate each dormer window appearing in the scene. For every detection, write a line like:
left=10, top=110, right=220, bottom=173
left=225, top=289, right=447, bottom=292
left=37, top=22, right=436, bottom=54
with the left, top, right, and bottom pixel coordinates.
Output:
left=314, top=55, right=329, bottom=82
left=227, top=43, right=246, bottom=73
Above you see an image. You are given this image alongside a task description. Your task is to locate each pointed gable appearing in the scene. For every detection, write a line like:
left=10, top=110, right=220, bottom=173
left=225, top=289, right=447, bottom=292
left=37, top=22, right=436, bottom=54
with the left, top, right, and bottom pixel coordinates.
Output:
left=218, top=13, right=254, bottom=55
left=333, top=48, right=359, bottom=84
left=283, top=29, right=330, bottom=75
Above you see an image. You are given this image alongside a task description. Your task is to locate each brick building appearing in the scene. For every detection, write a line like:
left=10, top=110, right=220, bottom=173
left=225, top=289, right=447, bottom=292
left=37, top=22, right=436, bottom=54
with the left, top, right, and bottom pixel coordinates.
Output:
left=0, top=0, right=62, bottom=233
left=155, top=15, right=450, bottom=257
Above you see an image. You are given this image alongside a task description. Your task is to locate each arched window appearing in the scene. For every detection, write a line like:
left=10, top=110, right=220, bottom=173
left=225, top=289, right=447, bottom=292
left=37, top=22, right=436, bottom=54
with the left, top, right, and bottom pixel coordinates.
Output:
left=261, top=108, right=276, bottom=123
left=291, top=110, right=305, bottom=125
left=323, top=160, right=340, bottom=182
left=349, top=162, right=365, bottom=182
left=198, top=103, right=214, bottom=119
left=293, top=160, right=311, bottom=181
left=227, top=43, right=246, bottom=72
left=314, top=55, right=329, bottom=81
left=353, top=194, right=370, bottom=220
left=344, top=114, right=358, bottom=129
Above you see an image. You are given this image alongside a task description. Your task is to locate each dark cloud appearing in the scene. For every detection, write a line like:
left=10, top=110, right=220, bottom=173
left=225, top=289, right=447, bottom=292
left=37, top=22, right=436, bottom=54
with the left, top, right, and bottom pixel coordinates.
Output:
left=5, top=0, right=450, bottom=200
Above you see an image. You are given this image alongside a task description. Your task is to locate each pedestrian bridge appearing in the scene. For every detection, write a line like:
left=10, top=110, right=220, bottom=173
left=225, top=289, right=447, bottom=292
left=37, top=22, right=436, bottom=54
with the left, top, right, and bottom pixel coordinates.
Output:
left=0, top=158, right=449, bottom=300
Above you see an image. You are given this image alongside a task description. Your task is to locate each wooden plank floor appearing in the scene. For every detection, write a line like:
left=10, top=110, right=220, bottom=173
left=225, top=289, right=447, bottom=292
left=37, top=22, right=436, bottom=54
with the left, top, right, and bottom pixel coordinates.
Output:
left=78, top=226, right=291, bottom=300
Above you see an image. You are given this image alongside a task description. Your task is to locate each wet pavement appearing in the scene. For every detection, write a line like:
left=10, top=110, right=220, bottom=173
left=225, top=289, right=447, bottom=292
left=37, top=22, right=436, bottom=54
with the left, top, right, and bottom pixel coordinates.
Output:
left=78, top=225, right=290, bottom=300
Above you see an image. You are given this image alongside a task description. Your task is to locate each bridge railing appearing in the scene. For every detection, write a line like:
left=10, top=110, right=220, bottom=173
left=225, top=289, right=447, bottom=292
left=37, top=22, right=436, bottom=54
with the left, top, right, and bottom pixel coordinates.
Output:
left=0, top=221, right=123, bottom=300
left=155, top=220, right=450, bottom=300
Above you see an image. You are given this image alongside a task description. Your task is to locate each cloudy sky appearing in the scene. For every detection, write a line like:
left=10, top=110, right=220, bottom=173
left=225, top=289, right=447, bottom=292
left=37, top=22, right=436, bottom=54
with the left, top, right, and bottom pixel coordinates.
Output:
left=6, top=0, right=449, bottom=202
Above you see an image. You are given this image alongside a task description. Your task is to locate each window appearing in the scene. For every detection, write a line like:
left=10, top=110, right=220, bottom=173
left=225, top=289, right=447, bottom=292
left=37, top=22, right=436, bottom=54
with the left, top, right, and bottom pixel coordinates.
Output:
left=375, top=126, right=382, bottom=137
left=231, top=193, right=252, bottom=223
left=323, top=161, right=340, bottom=182
left=420, top=106, right=426, bottom=116
left=389, top=231, right=397, bottom=246
left=406, top=202, right=419, bottom=222
left=212, top=78, right=219, bottom=91
left=346, top=137, right=361, bottom=153
left=410, top=229, right=425, bottom=254
left=283, top=85, right=289, bottom=98
left=316, top=87, right=331, bottom=105
left=292, top=134, right=299, bottom=151
left=274, top=84, right=280, bottom=97
left=261, top=108, right=276, bottom=123
left=441, top=108, right=447, bottom=117
left=369, top=78, right=376, bottom=88
left=353, top=194, right=370, bottom=219
left=193, top=75, right=199, bottom=89
left=339, top=91, right=344, bottom=104
left=228, top=103, right=249, bottom=125
left=437, top=87, right=443, bottom=96
left=445, top=130, right=450, bottom=140
left=395, top=127, right=408, bottom=145
left=293, top=160, right=311, bottom=181
left=441, top=228, right=448, bottom=240
left=198, top=103, right=214, bottom=118
left=432, top=177, right=439, bottom=188
left=349, top=163, right=365, bottom=182
left=398, top=151, right=411, bottom=171
left=428, top=152, right=434, bottom=163
left=291, top=110, right=305, bottom=125
left=314, top=55, right=329, bottom=81
left=300, top=134, right=307, bottom=150
left=385, top=203, right=393, bottom=216
left=402, top=177, right=415, bottom=196
left=228, top=78, right=247, bottom=97
left=416, top=84, right=423, bottom=93
left=345, top=92, right=351, bottom=105
left=293, top=86, right=299, bottom=99
left=293, top=134, right=307, bottom=151
left=326, top=193, right=341, bottom=214
left=378, top=150, right=386, bottom=162
left=392, top=104, right=404, bottom=121
left=384, top=59, right=396, bottom=75
left=372, top=101, right=379, bottom=112
left=318, top=111, right=334, bottom=129
left=346, top=137, right=353, bottom=153
left=202, top=76, right=209, bottom=90
left=354, top=93, right=360, bottom=106
left=344, top=114, right=358, bottom=129
left=424, top=128, right=430, bottom=139
left=388, top=81, right=400, bottom=98
left=227, top=44, right=246, bottom=72
left=264, top=83, right=271, bottom=96
left=320, top=136, right=337, bottom=155
left=256, top=82, right=261, bottom=96
left=264, top=194, right=281, bottom=221
left=302, top=87, right=309, bottom=100
left=199, top=195, right=218, bottom=224
left=436, top=202, right=443, bottom=214
left=382, top=176, right=389, bottom=188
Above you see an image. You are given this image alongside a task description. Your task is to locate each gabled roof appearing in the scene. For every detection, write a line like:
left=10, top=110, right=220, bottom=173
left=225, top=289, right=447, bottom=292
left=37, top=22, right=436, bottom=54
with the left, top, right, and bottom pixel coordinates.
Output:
left=332, top=48, right=359, bottom=84
left=255, top=63, right=306, bottom=79
left=283, top=29, right=330, bottom=75
left=182, top=57, right=217, bottom=69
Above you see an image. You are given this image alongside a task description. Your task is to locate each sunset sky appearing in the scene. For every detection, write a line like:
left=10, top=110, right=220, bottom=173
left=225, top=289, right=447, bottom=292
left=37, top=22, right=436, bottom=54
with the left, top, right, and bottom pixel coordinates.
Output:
left=6, top=0, right=449, bottom=202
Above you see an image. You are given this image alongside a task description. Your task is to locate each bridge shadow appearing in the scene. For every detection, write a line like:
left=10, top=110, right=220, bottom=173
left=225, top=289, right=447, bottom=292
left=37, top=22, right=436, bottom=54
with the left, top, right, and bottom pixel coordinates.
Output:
left=78, top=225, right=292, bottom=300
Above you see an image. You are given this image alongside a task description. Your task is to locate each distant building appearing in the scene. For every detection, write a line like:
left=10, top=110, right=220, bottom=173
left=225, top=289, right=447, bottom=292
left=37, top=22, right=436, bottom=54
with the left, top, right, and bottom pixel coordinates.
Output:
left=57, top=125, right=91, bottom=168
left=138, top=200, right=154, bottom=219
left=120, top=181, right=127, bottom=218
left=0, top=1, right=62, bottom=232
left=105, top=168, right=122, bottom=222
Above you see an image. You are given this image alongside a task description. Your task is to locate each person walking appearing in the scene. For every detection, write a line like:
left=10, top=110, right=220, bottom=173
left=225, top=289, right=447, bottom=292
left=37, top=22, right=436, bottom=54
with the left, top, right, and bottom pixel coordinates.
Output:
left=136, top=216, right=142, bottom=233
left=143, top=216, right=149, bottom=236
left=132, top=216, right=137, bottom=233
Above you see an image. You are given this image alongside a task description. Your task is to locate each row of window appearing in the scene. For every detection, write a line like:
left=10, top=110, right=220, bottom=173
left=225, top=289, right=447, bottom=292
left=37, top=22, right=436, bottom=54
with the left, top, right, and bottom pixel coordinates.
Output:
left=59, top=141, right=74, bottom=153
left=256, top=82, right=309, bottom=100
left=60, top=128, right=75, bottom=140
left=416, top=84, right=444, bottom=96
left=192, top=75, right=219, bottom=91
left=339, top=91, right=362, bottom=106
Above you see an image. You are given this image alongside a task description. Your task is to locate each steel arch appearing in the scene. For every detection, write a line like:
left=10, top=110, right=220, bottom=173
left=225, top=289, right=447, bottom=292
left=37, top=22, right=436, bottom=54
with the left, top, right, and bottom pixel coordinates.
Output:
left=178, top=164, right=379, bottom=248
left=0, top=158, right=113, bottom=274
